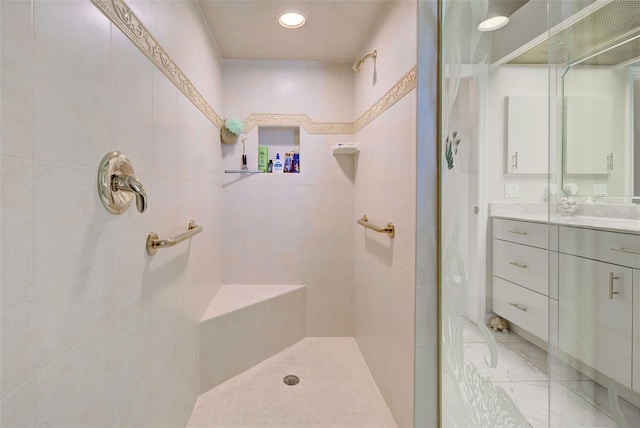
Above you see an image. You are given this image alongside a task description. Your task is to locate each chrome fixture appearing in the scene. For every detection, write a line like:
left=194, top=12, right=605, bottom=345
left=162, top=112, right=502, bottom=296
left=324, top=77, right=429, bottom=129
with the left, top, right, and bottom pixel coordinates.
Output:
left=97, top=152, right=148, bottom=214
left=509, top=302, right=527, bottom=312
left=357, top=214, right=395, bottom=238
left=146, top=220, right=203, bottom=256
left=610, top=247, right=640, bottom=256
left=609, top=272, right=620, bottom=300
left=508, top=261, right=528, bottom=269
left=352, top=50, right=377, bottom=72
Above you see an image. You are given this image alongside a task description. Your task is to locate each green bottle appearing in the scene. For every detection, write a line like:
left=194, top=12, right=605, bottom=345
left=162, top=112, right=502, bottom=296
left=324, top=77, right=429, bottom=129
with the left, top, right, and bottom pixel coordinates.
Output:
left=258, top=146, right=268, bottom=172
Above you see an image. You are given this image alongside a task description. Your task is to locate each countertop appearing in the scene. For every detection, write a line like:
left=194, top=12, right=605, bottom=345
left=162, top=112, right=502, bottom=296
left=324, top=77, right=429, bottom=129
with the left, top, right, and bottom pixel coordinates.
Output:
left=492, top=213, right=640, bottom=235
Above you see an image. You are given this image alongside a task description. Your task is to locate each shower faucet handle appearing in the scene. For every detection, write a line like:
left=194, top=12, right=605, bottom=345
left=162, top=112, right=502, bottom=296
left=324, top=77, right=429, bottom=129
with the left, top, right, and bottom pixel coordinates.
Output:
left=97, top=151, right=148, bottom=214
left=112, top=173, right=147, bottom=213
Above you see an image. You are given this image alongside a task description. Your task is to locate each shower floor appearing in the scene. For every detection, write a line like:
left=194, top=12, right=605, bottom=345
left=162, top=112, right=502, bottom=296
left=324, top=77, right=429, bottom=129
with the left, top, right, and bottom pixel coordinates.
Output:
left=187, top=337, right=397, bottom=428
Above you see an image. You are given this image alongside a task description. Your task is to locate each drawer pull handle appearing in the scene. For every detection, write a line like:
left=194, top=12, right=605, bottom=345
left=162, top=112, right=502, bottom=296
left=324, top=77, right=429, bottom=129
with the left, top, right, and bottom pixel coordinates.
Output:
left=509, top=302, right=527, bottom=312
left=509, top=261, right=528, bottom=269
left=508, top=230, right=528, bottom=235
left=609, top=272, right=620, bottom=300
left=610, top=247, right=640, bottom=256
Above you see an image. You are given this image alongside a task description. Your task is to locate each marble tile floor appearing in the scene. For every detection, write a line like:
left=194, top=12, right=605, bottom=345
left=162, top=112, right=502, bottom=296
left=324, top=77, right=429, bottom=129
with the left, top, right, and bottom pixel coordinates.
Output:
left=187, top=337, right=397, bottom=428
left=463, top=322, right=640, bottom=428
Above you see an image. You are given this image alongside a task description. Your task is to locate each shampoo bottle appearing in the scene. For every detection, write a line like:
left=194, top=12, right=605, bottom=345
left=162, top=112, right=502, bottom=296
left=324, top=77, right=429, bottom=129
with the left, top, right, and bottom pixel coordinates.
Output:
left=273, top=153, right=284, bottom=173
left=284, top=152, right=292, bottom=173
left=258, top=146, right=268, bottom=172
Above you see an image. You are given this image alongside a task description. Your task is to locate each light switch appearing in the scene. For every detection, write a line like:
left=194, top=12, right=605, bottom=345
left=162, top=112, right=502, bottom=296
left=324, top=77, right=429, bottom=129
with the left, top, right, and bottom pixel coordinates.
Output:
left=505, top=183, right=520, bottom=199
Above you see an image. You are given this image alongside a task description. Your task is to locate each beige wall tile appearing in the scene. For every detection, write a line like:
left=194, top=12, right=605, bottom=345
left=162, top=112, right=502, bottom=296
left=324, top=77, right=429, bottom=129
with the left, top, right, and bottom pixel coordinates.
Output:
left=32, top=161, right=113, bottom=371
left=1, top=381, right=33, bottom=428
left=34, top=325, right=112, bottom=427
left=33, top=0, right=111, bottom=167
left=1, top=157, right=33, bottom=398
left=305, top=286, right=353, bottom=336
left=1, top=0, right=33, bottom=158
left=111, top=28, right=154, bottom=175
left=1, top=1, right=225, bottom=425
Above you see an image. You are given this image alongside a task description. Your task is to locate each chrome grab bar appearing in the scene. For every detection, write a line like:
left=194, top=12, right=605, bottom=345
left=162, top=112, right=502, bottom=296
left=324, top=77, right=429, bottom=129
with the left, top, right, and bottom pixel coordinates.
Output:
left=146, top=220, right=203, bottom=256
left=610, top=247, right=640, bottom=256
left=357, top=215, right=395, bottom=238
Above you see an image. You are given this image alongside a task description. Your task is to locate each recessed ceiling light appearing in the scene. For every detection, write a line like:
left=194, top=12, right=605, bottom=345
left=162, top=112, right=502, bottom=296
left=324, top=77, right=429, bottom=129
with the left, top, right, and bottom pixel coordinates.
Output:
left=477, top=15, right=509, bottom=32
left=278, top=11, right=306, bottom=29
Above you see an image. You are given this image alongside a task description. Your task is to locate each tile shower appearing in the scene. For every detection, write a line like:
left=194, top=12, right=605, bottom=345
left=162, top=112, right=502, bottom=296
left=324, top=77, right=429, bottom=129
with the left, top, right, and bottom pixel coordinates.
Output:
left=0, top=0, right=418, bottom=427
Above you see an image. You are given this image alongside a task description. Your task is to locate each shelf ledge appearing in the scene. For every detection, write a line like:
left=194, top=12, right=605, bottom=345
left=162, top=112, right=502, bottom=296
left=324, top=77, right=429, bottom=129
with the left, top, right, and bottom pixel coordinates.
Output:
left=332, top=143, right=359, bottom=155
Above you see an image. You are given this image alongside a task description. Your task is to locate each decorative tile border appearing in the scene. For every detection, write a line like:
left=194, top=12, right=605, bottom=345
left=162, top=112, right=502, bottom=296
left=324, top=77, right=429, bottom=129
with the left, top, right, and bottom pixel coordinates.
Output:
left=243, top=114, right=353, bottom=135
left=91, top=0, right=224, bottom=129
left=243, top=67, right=416, bottom=135
left=92, top=0, right=416, bottom=136
left=352, top=66, right=417, bottom=134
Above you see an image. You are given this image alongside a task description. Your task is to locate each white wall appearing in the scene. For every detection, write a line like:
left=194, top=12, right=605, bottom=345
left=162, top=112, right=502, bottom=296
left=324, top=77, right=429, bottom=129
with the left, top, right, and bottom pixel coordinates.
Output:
left=221, top=60, right=356, bottom=336
left=1, top=1, right=223, bottom=426
left=352, top=2, right=417, bottom=427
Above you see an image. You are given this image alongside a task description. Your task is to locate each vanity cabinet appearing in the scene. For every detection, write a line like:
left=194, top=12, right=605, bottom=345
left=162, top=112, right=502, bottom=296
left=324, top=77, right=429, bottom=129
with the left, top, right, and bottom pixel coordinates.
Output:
left=558, top=253, right=632, bottom=388
left=493, top=216, right=640, bottom=392
left=557, top=225, right=640, bottom=390
left=634, top=270, right=640, bottom=394
left=492, top=218, right=556, bottom=342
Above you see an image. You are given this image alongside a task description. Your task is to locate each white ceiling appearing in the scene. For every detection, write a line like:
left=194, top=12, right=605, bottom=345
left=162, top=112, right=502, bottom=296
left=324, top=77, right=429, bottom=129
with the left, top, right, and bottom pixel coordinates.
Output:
left=197, top=0, right=391, bottom=63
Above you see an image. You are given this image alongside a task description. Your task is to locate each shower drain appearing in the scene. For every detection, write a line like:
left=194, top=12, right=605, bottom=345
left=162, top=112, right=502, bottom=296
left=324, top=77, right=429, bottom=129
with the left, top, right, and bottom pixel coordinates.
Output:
left=283, top=375, right=300, bottom=386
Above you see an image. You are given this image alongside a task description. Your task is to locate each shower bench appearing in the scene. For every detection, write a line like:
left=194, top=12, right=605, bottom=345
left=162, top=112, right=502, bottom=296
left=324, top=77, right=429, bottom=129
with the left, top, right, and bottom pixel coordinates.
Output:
left=198, top=284, right=306, bottom=393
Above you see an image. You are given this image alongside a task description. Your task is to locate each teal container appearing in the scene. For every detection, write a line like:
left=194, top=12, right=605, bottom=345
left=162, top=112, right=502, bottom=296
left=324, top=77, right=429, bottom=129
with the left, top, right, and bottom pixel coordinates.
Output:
left=258, top=146, right=268, bottom=172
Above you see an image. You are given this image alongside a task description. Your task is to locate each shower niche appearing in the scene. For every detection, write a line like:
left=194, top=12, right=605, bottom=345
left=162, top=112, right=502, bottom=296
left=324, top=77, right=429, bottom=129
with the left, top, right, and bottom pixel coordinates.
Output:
left=258, top=126, right=301, bottom=173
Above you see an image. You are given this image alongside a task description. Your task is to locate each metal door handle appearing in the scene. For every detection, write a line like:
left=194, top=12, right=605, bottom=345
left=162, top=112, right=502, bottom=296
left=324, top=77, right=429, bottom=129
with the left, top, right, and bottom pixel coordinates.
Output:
left=508, top=230, right=527, bottom=235
left=509, top=261, right=528, bottom=269
left=610, top=247, right=640, bottom=255
left=509, top=302, right=527, bottom=312
left=609, top=272, right=620, bottom=300
left=512, top=152, right=518, bottom=170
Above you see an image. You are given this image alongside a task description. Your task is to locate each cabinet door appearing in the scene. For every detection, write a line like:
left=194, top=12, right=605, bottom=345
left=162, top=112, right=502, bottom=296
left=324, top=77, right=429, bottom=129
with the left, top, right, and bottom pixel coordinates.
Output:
left=559, top=254, right=632, bottom=388
left=506, top=95, right=549, bottom=174
left=564, top=95, right=613, bottom=175
left=634, top=270, right=640, bottom=393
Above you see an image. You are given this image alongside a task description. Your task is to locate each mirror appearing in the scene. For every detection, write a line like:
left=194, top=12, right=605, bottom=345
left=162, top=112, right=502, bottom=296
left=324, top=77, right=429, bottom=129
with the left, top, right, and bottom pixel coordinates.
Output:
left=499, top=0, right=640, bottom=199
left=555, top=0, right=640, bottom=198
left=560, top=65, right=632, bottom=197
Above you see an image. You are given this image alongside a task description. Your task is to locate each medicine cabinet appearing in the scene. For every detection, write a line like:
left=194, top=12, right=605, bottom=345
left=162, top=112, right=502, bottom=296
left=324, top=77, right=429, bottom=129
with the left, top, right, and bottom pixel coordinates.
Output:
left=564, top=95, right=613, bottom=175
left=505, top=95, right=548, bottom=174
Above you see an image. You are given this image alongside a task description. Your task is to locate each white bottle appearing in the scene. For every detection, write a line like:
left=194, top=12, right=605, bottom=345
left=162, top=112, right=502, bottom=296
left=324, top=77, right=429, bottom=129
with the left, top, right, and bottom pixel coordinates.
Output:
left=273, top=153, right=284, bottom=173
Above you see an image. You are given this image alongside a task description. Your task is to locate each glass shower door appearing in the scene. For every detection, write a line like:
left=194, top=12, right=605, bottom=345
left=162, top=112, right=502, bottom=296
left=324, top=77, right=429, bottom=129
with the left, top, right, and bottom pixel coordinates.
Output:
left=547, top=1, right=640, bottom=426
left=440, top=0, right=532, bottom=426
left=439, top=0, right=640, bottom=427
left=440, top=0, right=549, bottom=426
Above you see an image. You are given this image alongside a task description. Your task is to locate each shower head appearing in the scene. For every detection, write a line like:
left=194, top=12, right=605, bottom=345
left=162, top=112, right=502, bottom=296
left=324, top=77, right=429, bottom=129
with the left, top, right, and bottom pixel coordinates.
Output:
left=352, top=50, right=377, bottom=73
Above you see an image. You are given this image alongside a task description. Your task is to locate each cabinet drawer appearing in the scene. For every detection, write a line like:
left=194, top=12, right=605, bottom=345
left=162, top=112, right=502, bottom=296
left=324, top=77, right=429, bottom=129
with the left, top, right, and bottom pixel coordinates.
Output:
left=493, top=218, right=549, bottom=249
left=559, top=226, right=640, bottom=269
left=493, top=239, right=548, bottom=295
left=493, top=277, right=548, bottom=341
